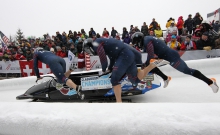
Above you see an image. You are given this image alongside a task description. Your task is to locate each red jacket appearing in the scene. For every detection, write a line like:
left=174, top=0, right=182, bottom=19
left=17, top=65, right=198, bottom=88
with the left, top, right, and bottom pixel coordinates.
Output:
left=56, top=51, right=66, bottom=58
left=180, top=41, right=197, bottom=50
left=177, top=16, right=184, bottom=29
left=14, top=53, right=26, bottom=60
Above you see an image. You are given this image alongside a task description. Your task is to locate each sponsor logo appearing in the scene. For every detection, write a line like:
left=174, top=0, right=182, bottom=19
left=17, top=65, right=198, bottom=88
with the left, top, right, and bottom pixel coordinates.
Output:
left=206, top=55, right=220, bottom=58
left=6, top=64, right=11, bottom=70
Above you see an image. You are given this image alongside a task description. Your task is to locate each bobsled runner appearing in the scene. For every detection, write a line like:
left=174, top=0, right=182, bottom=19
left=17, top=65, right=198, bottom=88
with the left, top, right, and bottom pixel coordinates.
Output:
left=16, top=69, right=161, bottom=102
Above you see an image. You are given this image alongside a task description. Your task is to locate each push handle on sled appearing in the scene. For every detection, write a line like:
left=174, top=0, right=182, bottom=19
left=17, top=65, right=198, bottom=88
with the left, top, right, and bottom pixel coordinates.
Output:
left=35, top=76, right=56, bottom=83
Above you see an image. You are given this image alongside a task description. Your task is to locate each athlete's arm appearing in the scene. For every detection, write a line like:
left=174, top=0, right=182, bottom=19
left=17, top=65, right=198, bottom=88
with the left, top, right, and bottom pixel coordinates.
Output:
left=33, top=53, right=40, bottom=78
left=145, top=40, right=155, bottom=65
left=97, top=45, right=108, bottom=72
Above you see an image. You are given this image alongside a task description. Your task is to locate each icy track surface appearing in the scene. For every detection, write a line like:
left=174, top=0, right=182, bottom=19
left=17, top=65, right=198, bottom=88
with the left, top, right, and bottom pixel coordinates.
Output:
left=0, top=58, right=220, bottom=135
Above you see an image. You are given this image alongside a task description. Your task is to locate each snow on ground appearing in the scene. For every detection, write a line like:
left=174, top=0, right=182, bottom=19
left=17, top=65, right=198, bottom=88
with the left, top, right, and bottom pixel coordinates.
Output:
left=0, top=58, right=220, bottom=135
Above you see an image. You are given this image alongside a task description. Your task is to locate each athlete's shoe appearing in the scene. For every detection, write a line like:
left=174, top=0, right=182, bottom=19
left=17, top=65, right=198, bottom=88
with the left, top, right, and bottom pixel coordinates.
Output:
left=210, top=78, right=219, bottom=93
left=164, top=76, right=171, bottom=88
left=69, top=63, right=76, bottom=71
left=76, top=85, right=82, bottom=92
left=150, top=59, right=170, bottom=67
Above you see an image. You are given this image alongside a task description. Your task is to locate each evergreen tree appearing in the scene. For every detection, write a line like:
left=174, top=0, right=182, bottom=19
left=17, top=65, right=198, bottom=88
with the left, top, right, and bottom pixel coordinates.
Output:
left=16, top=28, right=24, bottom=41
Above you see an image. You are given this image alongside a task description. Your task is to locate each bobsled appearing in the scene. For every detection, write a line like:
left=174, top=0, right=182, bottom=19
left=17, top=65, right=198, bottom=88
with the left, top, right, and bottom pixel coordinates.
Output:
left=16, top=69, right=161, bottom=102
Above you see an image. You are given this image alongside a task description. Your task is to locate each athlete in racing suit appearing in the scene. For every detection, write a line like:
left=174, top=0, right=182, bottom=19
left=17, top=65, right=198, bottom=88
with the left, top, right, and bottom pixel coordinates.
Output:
left=131, top=32, right=219, bottom=93
left=33, top=48, right=82, bottom=92
left=83, top=38, right=169, bottom=102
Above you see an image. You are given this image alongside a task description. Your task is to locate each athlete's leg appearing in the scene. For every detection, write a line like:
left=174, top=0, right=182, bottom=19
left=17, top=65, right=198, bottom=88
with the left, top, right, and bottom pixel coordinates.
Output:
left=111, top=49, right=134, bottom=103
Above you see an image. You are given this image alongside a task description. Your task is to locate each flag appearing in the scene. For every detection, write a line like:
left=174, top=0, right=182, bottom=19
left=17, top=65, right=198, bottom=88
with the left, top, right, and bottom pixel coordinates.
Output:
left=0, top=39, right=7, bottom=52
left=0, top=31, right=10, bottom=45
left=68, top=50, right=75, bottom=63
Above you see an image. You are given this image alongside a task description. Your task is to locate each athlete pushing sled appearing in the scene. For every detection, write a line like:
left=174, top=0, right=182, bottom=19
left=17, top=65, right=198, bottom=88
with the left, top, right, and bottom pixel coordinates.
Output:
left=131, top=32, right=219, bottom=93
left=33, top=48, right=84, bottom=99
left=83, top=38, right=170, bottom=103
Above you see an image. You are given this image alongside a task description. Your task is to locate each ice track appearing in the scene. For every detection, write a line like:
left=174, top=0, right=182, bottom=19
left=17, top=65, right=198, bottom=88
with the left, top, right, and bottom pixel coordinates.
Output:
left=0, top=58, right=220, bottom=135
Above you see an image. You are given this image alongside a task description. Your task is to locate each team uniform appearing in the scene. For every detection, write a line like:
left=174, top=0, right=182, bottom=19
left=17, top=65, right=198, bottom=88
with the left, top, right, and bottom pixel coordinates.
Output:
left=93, top=38, right=142, bottom=86
left=33, top=49, right=68, bottom=84
left=142, top=35, right=218, bottom=93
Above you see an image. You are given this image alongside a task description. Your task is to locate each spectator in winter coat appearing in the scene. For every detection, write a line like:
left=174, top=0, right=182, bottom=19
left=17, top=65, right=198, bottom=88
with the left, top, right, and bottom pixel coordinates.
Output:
left=134, top=26, right=140, bottom=32
left=102, top=30, right=109, bottom=38
left=56, top=46, right=66, bottom=58
left=25, top=48, right=33, bottom=61
left=193, top=12, right=203, bottom=32
left=180, top=28, right=188, bottom=43
left=150, top=18, right=159, bottom=30
left=123, top=34, right=131, bottom=44
left=212, top=20, right=220, bottom=32
left=89, top=28, right=96, bottom=38
left=55, top=38, right=63, bottom=47
left=68, top=30, right=73, bottom=38
left=111, top=27, right=118, bottom=38
left=167, top=21, right=178, bottom=35
left=196, top=32, right=214, bottom=51
left=184, top=14, right=194, bottom=34
left=96, top=33, right=101, bottom=38
left=141, top=22, right=149, bottom=36
left=177, top=16, right=184, bottom=35
left=122, top=27, right=128, bottom=39
left=154, top=25, right=163, bottom=38
left=56, top=31, right=63, bottom=42
left=70, top=43, right=77, bottom=55
left=180, top=35, right=197, bottom=50
left=62, top=32, right=67, bottom=45
left=167, top=35, right=181, bottom=50
left=166, top=17, right=176, bottom=28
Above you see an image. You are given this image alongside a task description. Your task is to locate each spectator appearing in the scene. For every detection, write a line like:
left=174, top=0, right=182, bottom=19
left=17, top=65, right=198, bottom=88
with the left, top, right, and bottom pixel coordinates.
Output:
left=134, top=26, right=140, bottom=32
left=96, top=33, right=101, bottom=38
left=177, top=16, right=184, bottom=35
left=77, top=31, right=82, bottom=37
left=196, top=32, right=214, bottom=50
left=115, top=34, right=121, bottom=40
left=122, top=27, right=128, bottom=39
left=167, top=21, right=178, bottom=35
left=149, top=31, right=155, bottom=36
left=62, top=32, right=67, bottom=45
left=55, top=38, right=63, bottom=47
left=129, top=27, right=136, bottom=38
left=130, top=25, right=134, bottom=31
left=154, top=25, right=163, bottom=38
left=25, top=48, right=33, bottom=61
left=77, top=38, right=83, bottom=53
left=150, top=18, right=159, bottom=30
left=0, top=49, right=3, bottom=61
left=141, top=22, right=149, bottom=36
left=184, top=14, right=194, bottom=34
left=180, top=28, right=188, bottom=43
left=42, top=41, right=50, bottom=51
left=123, top=33, right=131, bottom=44
left=56, top=46, right=66, bottom=58
left=89, top=28, right=96, bottom=38
left=103, top=28, right=109, bottom=35
left=111, top=27, right=118, bottom=38
left=12, top=51, right=26, bottom=60
left=47, top=39, right=53, bottom=49
left=193, top=12, right=203, bottom=32
left=167, top=35, right=181, bottom=50
left=70, top=43, right=77, bottom=55
left=212, top=20, right=220, bottom=32
left=56, top=31, right=63, bottom=41
left=214, top=35, right=220, bottom=49
left=81, top=29, right=88, bottom=39
left=166, top=17, right=176, bottom=28
left=50, top=48, right=55, bottom=54
left=102, top=30, right=109, bottom=38
left=180, top=35, right=197, bottom=50
left=61, top=46, right=68, bottom=56
left=68, top=30, right=73, bottom=38
left=166, top=30, right=181, bottom=43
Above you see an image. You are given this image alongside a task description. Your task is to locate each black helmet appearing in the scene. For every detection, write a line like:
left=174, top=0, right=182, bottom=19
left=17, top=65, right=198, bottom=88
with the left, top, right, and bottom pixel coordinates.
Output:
left=83, top=38, right=99, bottom=55
left=131, top=32, right=144, bottom=48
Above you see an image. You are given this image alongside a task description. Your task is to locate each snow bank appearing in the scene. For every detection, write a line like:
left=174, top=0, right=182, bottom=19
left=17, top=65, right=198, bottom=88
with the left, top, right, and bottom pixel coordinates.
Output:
left=160, top=58, right=220, bottom=78
left=0, top=103, right=220, bottom=135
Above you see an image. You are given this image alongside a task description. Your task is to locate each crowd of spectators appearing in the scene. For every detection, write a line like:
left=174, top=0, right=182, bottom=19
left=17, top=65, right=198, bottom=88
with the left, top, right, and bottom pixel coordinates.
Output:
left=0, top=12, right=220, bottom=62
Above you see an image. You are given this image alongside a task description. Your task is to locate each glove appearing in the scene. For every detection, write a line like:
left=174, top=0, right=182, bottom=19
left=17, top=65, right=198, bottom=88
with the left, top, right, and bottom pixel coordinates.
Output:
left=203, top=46, right=211, bottom=51
left=99, top=70, right=112, bottom=77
